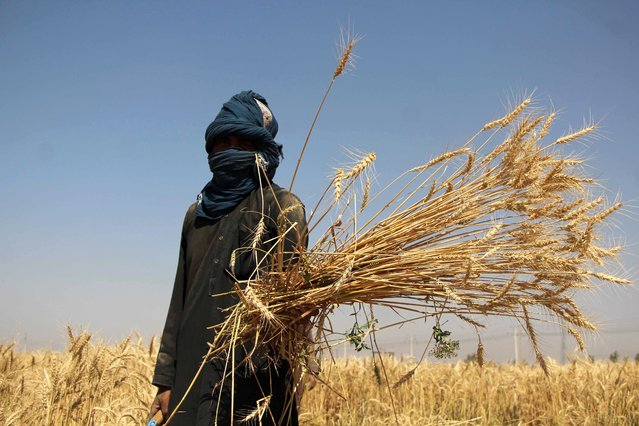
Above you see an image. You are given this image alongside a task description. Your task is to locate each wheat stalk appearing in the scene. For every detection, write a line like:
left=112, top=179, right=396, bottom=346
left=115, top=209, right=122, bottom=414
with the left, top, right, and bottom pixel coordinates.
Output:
left=482, top=98, right=531, bottom=130
left=288, top=30, right=360, bottom=195
left=556, top=125, right=596, bottom=145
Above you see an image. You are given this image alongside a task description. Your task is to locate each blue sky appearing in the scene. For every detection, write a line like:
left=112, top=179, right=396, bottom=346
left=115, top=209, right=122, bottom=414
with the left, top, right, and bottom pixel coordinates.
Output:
left=1, top=1, right=638, bottom=362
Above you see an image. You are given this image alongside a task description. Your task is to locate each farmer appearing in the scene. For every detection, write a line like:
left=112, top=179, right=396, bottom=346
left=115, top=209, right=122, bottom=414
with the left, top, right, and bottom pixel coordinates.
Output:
left=148, top=90, right=307, bottom=426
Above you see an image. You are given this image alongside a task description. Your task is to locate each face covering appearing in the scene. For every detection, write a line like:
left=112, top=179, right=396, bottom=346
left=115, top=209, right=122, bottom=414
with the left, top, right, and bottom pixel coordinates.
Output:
left=195, top=149, right=267, bottom=220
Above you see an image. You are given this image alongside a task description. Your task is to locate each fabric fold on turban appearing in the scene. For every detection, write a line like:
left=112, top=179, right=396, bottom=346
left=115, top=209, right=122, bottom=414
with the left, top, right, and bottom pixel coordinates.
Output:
left=205, top=90, right=281, bottom=152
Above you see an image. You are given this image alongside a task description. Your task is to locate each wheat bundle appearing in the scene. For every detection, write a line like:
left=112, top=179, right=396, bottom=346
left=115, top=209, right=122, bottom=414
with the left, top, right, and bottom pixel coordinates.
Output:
left=200, top=95, right=628, bottom=384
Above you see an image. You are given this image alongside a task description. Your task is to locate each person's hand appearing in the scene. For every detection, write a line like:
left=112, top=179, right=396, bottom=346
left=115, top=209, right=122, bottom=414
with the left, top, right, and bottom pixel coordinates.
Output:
left=148, top=386, right=170, bottom=425
left=288, top=307, right=319, bottom=338
left=304, top=356, right=320, bottom=391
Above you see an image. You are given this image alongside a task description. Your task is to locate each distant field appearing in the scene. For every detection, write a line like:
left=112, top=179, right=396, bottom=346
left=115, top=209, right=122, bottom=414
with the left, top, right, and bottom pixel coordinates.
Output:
left=1, top=332, right=637, bottom=425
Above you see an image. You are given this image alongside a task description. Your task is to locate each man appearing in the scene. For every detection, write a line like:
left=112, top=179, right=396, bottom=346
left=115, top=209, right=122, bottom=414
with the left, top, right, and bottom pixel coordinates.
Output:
left=148, top=91, right=307, bottom=425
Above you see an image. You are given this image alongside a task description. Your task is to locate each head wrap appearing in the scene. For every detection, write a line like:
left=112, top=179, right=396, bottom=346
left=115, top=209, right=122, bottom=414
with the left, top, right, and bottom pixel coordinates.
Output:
left=205, top=90, right=282, bottom=175
left=196, top=90, right=283, bottom=220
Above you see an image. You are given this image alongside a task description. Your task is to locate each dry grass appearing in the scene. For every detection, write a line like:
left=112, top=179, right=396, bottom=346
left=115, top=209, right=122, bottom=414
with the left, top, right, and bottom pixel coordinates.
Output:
left=0, top=328, right=156, bottom=425
left=2, top=334, right=638, bottom=425
left=300, top=356, right=639, bottom=426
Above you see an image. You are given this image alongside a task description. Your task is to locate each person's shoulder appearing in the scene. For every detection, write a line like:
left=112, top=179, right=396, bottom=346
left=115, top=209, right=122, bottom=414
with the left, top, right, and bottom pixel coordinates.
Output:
left=185, top=201, right=198, bottom=216
left=182, top=201, right=199, bottom=227
left=265, top=183, right=304, bottom=209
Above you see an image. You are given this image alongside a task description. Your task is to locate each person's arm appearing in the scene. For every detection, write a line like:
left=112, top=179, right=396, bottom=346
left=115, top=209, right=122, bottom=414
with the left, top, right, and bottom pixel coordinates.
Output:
left=272, top=190, right=308, bottom=270
left=271, top=190, right=320, bottom=402
left=149, top=207, right=192, bottom=421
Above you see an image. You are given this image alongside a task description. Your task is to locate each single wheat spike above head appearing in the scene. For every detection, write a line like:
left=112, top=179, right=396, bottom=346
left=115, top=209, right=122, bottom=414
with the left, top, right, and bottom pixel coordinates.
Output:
left=210, top=99, right=629, bottom=381
left=288, top=30, right=361, bottom=194
left=333, top=27, right=359, bottom=79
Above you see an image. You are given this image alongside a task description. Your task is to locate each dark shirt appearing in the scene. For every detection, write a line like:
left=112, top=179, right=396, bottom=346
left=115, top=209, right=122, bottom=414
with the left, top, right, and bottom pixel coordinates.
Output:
left=153, top=184, right=307, bottom=425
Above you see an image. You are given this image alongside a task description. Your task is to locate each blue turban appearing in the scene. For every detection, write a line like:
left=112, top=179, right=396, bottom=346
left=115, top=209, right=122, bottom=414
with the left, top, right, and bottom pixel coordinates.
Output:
left=196, top=90, right=284, bottom=220
left=205, top=90, right=282, bottom=161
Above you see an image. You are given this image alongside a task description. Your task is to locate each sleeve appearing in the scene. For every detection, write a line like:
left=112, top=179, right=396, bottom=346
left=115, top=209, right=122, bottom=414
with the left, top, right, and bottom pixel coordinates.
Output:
left=271, top=189, right=309, bottom=270
left=151, top=207, right=192, bottom=388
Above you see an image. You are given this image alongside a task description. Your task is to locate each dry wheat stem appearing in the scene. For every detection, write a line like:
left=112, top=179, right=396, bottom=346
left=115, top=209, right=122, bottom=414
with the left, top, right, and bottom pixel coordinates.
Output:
left=287, top=33, right=359, bottom=197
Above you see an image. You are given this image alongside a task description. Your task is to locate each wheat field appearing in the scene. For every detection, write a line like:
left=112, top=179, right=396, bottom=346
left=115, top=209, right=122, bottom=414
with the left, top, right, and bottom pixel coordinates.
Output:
left=1, top=331, right=637, bottom=425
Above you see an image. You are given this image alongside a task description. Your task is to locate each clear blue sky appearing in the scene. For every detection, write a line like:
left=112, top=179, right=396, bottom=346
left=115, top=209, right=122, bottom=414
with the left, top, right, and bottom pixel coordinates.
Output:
left=1, top=0, right=637, bottom=362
